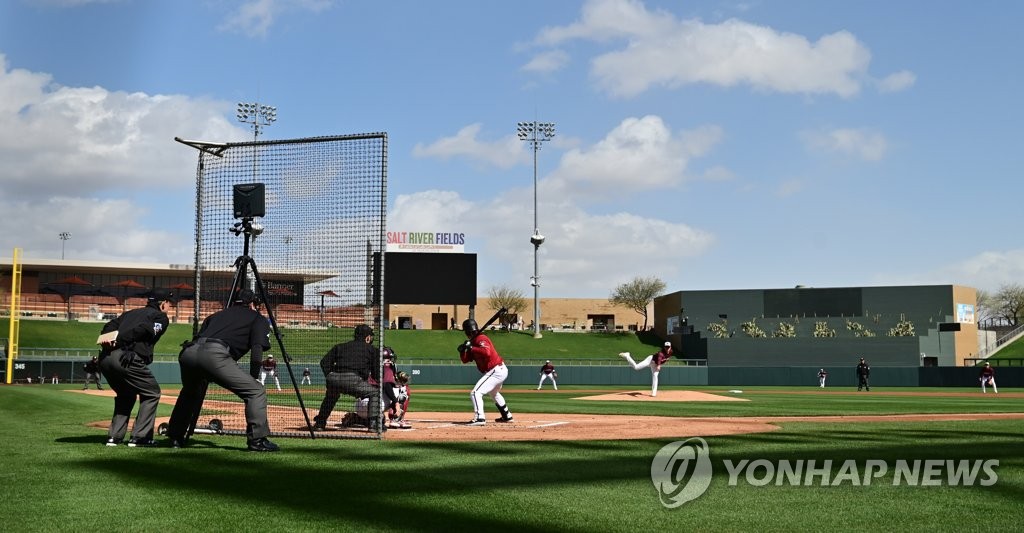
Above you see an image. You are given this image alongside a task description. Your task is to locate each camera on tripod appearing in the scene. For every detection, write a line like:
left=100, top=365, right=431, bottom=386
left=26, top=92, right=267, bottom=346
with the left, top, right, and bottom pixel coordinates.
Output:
left=230, top=183, right=265, bottom=236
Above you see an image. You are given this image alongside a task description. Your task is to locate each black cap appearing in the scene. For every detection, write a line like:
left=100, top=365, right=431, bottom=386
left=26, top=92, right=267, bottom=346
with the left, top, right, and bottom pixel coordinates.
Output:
left=233, top=288, right=258, bottom=305
left=354, top=324, right=373, bottom=339
left=147, top=288, right=174, bottom=302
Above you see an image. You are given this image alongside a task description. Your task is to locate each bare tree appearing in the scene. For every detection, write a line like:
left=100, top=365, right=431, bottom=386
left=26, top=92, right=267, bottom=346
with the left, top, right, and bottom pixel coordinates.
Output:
left=609, top=276, right=666, bottom=331
left=994, top=283, right=1024, bottom=327
left=487, top=285, right=527, bottom=328
left=975, top=289, right=996, bottom=328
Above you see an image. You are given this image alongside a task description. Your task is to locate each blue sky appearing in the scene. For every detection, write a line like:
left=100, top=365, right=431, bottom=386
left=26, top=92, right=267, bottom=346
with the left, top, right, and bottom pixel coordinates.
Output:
left=1, top=0, right=1022, bottom=299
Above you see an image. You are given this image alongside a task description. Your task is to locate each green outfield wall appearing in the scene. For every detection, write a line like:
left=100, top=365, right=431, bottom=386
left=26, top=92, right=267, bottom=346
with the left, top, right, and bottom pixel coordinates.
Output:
left=6, top=359, right=1022, bottom=388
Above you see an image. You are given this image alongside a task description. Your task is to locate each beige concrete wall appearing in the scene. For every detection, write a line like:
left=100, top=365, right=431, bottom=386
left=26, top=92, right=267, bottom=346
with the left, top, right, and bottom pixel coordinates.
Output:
left=951, top=285, right=978, bottom=365
left=384, top=298, right=652, bottom=331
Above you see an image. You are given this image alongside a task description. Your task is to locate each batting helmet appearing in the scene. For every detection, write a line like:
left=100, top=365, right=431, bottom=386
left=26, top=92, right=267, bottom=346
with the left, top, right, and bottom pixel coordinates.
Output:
left=462, top=318, right=479, bottom=337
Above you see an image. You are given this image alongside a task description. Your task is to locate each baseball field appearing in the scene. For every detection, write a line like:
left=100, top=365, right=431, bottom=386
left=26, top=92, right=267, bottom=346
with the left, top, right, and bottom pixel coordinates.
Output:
left=1, top=383, right=1021, bottom=532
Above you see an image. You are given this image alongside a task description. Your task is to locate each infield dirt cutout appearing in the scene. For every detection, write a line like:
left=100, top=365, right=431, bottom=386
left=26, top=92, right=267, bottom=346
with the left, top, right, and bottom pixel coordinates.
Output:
left=76, top=388, right=1024, bottom=442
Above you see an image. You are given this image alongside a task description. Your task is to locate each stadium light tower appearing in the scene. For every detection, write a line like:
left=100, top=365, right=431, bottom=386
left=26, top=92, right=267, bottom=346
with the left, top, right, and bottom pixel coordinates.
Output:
left=58, top=231, right=71, bottom=260
left=236, top=101, right=276, bottom=254
left=236, top=102, right=277, bottom=140
left=517, top=120, right=555, bottom=339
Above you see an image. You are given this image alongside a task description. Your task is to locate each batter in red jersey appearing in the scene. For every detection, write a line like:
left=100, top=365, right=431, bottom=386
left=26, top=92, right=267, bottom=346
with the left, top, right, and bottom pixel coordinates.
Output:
left=458, top=318, right=514, bottom=425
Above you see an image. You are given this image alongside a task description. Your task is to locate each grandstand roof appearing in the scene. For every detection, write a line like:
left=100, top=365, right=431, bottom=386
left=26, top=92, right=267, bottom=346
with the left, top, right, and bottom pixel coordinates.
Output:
left=0, top=257, right=329, bottom=284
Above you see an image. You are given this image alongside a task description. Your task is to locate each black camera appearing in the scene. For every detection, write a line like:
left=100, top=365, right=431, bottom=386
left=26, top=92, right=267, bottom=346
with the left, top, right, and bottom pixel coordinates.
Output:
left=233, top=183, right=265, bottom=218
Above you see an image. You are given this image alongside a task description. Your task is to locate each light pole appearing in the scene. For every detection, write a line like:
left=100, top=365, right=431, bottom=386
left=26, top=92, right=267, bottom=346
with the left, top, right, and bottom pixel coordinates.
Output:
left=283, top=236, right=293, bottom=270
left=517, top=121, right=555, bottom=339
left=236, top=102, right=277, bottom=140
left=236, top=102, right=276, bottom=262
left=58, top=232, right=71, bottom=260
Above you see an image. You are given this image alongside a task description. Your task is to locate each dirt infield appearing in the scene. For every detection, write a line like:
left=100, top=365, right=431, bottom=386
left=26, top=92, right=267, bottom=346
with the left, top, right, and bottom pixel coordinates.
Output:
left=75, top=388, right=1024, bottom=442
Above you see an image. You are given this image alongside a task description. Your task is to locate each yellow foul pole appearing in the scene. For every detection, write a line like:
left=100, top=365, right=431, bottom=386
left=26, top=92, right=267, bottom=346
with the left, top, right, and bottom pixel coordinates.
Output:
left=6, top=248, right=21, bottom=384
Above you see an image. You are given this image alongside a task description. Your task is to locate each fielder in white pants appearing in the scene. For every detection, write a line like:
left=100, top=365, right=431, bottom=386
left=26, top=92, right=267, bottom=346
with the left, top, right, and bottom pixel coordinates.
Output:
left=979, top=363, right=998, bottom=393
left=620, top=342, right=673, bottom=397
left=537, top=360, right=558, bottom=390
left=259, top=370, right=282, bottom=391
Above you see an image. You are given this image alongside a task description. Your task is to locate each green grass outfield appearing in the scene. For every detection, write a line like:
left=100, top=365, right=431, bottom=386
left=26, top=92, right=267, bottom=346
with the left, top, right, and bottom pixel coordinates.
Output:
left=1, top=384, right=1021, bottom=532
left=7, top=317, right=1024, bottom=364
left=2, top=318, right=666, bottom=360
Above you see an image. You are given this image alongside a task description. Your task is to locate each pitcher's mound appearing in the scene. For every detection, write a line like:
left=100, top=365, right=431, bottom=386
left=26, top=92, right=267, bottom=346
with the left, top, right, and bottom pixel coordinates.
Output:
left=576, top=390, right=748, bottom=402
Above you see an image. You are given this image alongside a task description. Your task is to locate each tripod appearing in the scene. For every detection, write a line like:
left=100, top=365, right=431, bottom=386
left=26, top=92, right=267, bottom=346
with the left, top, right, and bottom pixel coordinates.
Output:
left=185, top=217, right=316, bottom=440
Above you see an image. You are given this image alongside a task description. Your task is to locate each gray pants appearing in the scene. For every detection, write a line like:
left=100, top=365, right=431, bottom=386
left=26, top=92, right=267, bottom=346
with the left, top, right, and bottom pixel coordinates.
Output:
left=168, top=341, right=269, bottom=441
left=83, top=372, right=103, bottom=389
left=314, top=372, right=379, bottom=425
left=98, top=350, right=161, bottom=442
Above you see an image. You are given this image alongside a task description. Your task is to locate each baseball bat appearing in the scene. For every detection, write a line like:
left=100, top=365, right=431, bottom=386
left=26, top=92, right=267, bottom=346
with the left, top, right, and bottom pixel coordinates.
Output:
left=476, top=306, right=508, bottom=333
left=458, top=307, right=507, bottom=355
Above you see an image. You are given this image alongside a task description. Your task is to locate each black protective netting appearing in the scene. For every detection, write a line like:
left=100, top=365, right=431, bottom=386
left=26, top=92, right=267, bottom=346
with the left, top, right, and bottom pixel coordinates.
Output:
left=182, top=134, right=387, bottom=439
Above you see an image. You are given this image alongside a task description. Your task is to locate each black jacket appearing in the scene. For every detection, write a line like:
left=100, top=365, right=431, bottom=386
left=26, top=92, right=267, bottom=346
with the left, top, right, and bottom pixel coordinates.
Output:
left=320, top=339, right=379, bottom=381
left=99, top=302, right=169, bottom=364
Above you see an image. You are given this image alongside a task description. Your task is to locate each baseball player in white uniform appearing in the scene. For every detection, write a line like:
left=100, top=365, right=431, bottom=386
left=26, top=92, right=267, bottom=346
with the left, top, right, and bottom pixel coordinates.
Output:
left=619, top=341, right=673, bottom=397
left=537, top=360, right=558, bottom=390
left=259, top=355, right=282, bottom=391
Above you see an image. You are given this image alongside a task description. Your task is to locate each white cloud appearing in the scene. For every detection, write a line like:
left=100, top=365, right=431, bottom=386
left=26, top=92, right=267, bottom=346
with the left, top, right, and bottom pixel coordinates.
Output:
left=546, top=116, right=723, bottom=197
left=412, top=123, right=527, bottom=169
left=535, top=0, right=877, bottom=98
left=0, top=196, right=193, bottom=263
left=877, top=70, right=916, bottom=92
left=535, top=0, right=675, bottom=44
left=802, top=127, right=888, bottom=161
left=879, top=250, right=1024, bottom=293
left=388, top=190, right=474, bottom=230
left=776, top=178, right=803, bottom=197
left=696, top=165, right=735, bottom=182
left=218, top=0, right=333, bottom=38
left=388, top=188, right=715, bottom=297
left=522, top=50, right=571, bottom=73
left=0, top=54, right=241, bottom=262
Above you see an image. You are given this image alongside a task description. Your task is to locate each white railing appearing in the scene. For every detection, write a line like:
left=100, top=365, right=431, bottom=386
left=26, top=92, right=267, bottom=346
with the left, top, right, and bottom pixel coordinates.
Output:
left=977, top=323, right=1024, bottom=359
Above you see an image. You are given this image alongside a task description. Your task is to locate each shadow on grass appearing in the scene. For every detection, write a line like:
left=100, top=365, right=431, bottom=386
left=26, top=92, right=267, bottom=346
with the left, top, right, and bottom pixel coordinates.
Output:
left=55, top=435, right=236, bottom=450
left=68, top=423, right=1024, bottom=531
left=74, top=440, right=649, bottom=532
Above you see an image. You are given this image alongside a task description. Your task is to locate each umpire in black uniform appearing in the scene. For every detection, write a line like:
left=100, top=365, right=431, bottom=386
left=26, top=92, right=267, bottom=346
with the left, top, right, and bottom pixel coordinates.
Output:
left=313, top=324, right=381, bottom=431
left=97, top=289, right=172, bottom=447
left=856, top=357, right=871, bottom=391
left=165, top=289, right=278, bottom=452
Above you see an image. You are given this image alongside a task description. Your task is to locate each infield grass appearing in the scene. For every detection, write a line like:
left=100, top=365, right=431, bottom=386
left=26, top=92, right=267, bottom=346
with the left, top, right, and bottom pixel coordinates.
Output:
left=0, top=384, right=1021, bottom=532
